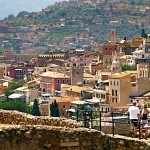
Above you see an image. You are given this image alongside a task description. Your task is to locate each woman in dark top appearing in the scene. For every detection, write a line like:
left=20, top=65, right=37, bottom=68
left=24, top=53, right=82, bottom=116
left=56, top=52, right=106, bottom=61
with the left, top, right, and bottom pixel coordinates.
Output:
left=140, top=104, right=149, bottom=139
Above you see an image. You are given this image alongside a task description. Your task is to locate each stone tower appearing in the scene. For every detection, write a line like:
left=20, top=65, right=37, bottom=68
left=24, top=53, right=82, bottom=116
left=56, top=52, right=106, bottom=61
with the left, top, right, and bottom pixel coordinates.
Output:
left=110, top=29, right=116, bottom=45
left=71, top=67, right=83, bottom=86
left=110, top=51, right=121, bottom=74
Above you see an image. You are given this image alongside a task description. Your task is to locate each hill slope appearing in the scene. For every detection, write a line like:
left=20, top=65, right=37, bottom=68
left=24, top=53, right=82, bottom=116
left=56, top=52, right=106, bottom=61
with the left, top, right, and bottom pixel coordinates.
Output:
left=0, top=0, right=149, bottom=49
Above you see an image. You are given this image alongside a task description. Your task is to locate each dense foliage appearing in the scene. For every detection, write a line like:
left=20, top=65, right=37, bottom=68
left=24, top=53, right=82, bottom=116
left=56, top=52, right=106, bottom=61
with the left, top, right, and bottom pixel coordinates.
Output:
left=121, top=64, right=136, bottom=71
left=0, top=100, right=32, bottom=114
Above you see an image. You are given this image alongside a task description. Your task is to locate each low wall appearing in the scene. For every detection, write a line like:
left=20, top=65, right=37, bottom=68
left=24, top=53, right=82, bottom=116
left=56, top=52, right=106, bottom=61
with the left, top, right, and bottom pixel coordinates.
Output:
left=0, top=110, right=150, bottom=150
left=0, top=125, right=150, bottom=150
left=0, top=110, right=82, bottom=128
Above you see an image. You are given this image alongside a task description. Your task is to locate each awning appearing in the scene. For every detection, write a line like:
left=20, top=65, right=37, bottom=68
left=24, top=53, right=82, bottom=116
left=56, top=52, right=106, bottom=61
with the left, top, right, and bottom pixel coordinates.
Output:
left=86, top=98, right=100, bottom=103
left=67, top=109, right=75, bottom=113
left=41, top=93, right=52, bottom=97
left=8, top=93, right=25, bottom=99
left=55, top=90, right=61, bottom=93
left=71, top=101, right=87, bottom=105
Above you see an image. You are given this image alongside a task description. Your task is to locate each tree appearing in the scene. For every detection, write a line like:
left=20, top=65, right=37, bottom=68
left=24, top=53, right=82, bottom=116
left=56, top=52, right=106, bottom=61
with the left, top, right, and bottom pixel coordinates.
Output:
left=32, top=99, right=41, bottom=116
left=121, top=65, right=136, bottom=72
left=50, top=100, right=59, bottom=117
left=0, top=100, right=32, bottom=114
left=141, top=29, right=147, bottom=38
left=3, top=88, right=13, bottom=102
left=2, top=80, right=23, bottom=101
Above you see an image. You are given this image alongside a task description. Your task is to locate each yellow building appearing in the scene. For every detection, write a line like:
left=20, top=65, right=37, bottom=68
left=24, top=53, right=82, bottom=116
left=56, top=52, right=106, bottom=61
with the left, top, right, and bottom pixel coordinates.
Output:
left=119, top=55, right=131, bottom=65
left=109, top=70, right=150, bottom=109
left=109, top=72, right=131, bottom=108
left=137, top=63, right=150, bottom=78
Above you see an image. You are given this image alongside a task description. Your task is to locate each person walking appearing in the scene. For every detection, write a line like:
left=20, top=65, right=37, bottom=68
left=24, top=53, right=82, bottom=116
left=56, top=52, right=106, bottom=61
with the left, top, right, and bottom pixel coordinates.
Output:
left=140, top=104, right=149, bottom=140
left=128, top=101, right=140, bottom=138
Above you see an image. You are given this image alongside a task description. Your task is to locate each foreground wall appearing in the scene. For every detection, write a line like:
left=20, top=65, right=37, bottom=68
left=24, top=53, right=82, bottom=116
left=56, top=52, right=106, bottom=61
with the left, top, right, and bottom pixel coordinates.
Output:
left=0, top=110, right=150, bottom=150
left=0, top=110, right=82, bottom=128
left=0, top=126, right=150, bottom=150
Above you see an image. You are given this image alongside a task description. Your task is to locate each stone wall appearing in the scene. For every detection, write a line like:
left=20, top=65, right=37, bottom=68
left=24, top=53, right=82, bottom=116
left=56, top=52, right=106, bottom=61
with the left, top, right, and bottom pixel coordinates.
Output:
left=0, top=125, right=150, bottom=150
left=0, top=110, right=82, bottom=128
left=0, top=110, right=150, bottom=150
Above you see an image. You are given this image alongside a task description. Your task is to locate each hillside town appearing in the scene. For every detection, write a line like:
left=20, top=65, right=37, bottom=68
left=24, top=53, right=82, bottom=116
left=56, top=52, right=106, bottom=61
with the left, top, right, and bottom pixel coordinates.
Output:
left=0, top=1, right=150, bottom=149
left=0, top=28, right=150, bottom=121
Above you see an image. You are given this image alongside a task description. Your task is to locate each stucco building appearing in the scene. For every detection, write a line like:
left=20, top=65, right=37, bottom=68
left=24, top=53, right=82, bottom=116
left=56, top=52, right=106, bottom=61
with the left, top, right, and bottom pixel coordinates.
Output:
left=40, top=71, right=70, bottom=96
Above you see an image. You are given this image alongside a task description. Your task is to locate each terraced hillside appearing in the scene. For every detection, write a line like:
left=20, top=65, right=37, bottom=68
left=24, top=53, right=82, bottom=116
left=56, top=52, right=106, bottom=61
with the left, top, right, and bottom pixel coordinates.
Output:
left=0, top=0, right=149, bottom=51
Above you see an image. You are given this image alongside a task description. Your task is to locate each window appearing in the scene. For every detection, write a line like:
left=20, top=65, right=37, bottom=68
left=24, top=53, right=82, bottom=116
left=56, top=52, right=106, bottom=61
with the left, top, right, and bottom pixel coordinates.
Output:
left=112, top=90, right=114, bottom=96
left=57, top=80, right=60, bottom=84
left=132, top=84, right=136, bottom=87
left=62, top=80, right=65, bottom=84
left=96, top=93, right=99, bottom=98
left=114, top=81, right=115, bottom=85
left=110, top=81, right=112, bottom=85
left=80, top=63, right=83, bottom=67
left=117, top=81, right=119, bottom=86
left=115, top=90, right=117, bottom=96
left=101, top=94, right=105, bottom=99
left=63, top=105, right=66, bottom=108
left=116, top=99, right=117, bottom=103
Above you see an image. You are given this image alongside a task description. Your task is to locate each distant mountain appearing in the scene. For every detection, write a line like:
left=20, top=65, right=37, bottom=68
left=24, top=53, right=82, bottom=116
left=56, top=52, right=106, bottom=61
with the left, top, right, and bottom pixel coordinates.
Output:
left=0, top=0, right=66, bottom=20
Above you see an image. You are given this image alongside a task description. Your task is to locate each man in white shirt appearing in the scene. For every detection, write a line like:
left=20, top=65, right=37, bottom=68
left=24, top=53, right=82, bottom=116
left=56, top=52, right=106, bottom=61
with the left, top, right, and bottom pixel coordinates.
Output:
left=128, top=101, right=140, bottom=138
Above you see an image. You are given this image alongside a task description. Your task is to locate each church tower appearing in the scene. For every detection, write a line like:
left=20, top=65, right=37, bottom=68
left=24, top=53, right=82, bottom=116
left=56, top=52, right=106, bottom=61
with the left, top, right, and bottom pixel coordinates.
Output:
left=110, top=29, right=116, bottom=45
left=110, top=51, right=121, bottom=74
left=71, top=66, right=83, bottom=86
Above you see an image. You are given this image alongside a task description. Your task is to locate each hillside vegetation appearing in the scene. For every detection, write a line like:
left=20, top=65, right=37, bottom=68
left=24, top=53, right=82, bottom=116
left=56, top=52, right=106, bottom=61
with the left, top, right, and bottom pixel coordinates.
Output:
left=0, top=0, right=149, bottom=49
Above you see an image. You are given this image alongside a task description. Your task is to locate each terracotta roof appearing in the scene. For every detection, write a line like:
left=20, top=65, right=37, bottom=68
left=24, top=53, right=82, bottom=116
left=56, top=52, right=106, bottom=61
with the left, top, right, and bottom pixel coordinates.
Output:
left=66, top=86, right=92, bottom=93
left=54, top=96, right=79, bottom=102
left=109, top=72, right=131, bottom=79
left=109, top=71, right=137, bottom=79
left=41, top=71, right=69, bottom=78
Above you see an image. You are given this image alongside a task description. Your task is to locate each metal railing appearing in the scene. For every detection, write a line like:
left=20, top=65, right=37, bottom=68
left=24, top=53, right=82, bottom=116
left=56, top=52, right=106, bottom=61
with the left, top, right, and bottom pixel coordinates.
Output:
left=75, top=110, right=149, bottom=140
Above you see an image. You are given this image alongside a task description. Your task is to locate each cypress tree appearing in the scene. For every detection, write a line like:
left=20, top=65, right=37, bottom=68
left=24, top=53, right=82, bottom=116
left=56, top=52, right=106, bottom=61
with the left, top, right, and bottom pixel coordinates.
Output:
left=141, top=29, right=147, bottom=38
left=32, top=99, right=41, bottom=116
left=50, top=100, right=60, bottom=117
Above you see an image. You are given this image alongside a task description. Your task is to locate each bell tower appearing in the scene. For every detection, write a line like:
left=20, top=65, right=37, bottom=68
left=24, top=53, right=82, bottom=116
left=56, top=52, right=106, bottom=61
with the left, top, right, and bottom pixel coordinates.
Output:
left=110, top=29, right=116, bottom=45
left=111, top=51, right=121, bottom=74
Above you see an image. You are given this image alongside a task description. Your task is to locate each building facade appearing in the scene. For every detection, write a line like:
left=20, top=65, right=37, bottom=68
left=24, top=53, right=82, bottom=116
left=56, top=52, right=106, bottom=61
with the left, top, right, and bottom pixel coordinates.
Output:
left=40, top=71, right=70, bottom=96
